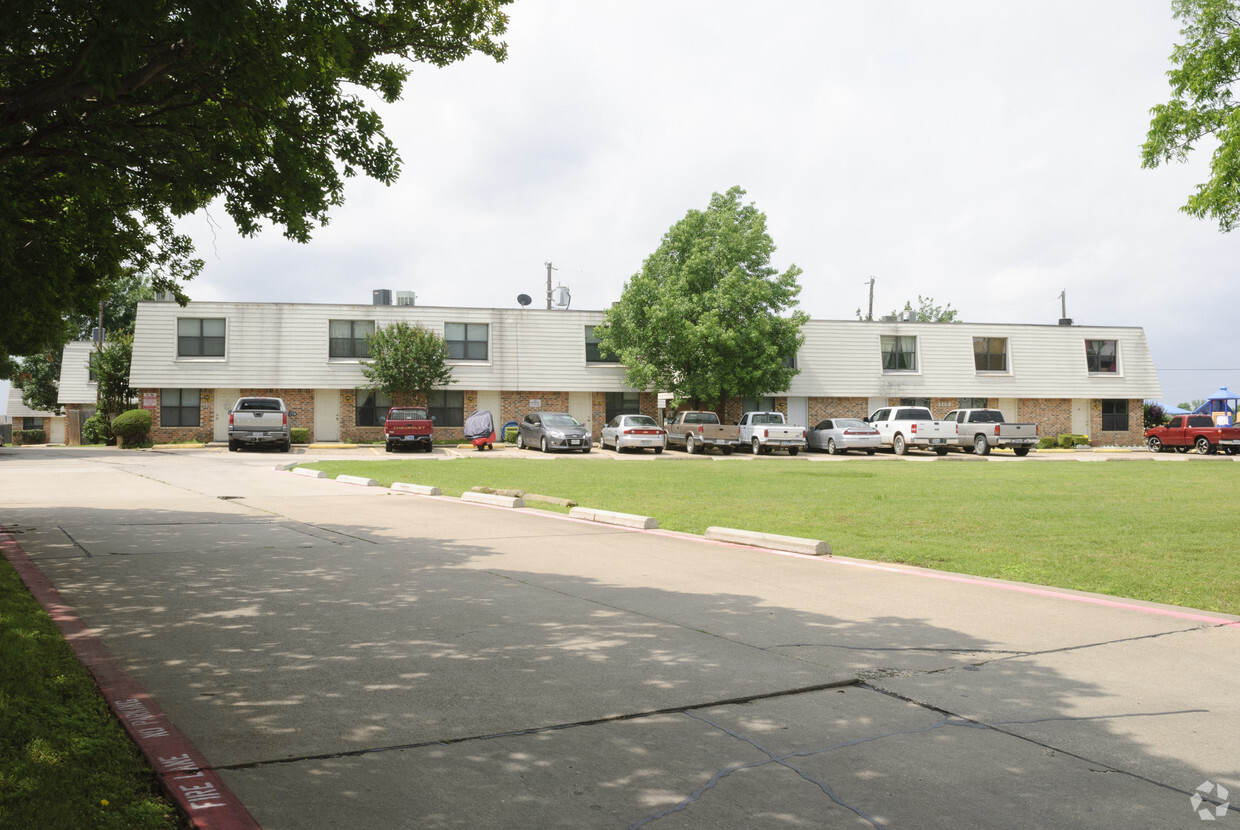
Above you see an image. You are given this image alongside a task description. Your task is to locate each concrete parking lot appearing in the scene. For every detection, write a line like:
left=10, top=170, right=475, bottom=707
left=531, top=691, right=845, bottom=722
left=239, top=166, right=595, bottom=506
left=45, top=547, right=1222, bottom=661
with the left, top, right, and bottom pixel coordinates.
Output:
left=2, top=445, right=1237, bottom=828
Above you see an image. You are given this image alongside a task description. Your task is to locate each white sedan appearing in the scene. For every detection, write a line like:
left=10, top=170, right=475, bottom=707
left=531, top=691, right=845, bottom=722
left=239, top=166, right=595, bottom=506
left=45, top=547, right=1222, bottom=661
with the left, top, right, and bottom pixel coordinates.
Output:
left=600, top=414, right=667, bottom=453
left=807, top=418, right=880, bottom=455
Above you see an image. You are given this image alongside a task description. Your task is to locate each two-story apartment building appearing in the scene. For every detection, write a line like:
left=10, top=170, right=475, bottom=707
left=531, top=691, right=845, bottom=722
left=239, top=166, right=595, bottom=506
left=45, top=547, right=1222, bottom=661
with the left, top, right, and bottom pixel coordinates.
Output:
left=124, top=298, right=1161, bottom=446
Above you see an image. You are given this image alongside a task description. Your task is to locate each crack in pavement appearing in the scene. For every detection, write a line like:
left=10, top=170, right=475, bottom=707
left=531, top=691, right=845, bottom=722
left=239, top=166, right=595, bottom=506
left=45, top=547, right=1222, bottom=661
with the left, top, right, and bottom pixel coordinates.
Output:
left=628, top=708, right=984, bottom=830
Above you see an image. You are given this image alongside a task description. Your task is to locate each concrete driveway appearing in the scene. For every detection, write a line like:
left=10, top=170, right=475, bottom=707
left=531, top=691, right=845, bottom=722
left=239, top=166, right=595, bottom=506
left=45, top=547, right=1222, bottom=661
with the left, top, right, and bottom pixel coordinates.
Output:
left=1, top=445, right=1236, bottom=829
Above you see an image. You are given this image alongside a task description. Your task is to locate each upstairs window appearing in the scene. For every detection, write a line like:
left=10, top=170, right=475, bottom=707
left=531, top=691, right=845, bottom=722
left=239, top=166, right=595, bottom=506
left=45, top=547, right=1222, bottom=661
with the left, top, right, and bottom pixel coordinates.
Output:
left=881, top=335, right=917, bottom=372
left=329, top=320, right=374, bottom=359
left=446, top=323, right=488, bottom=361
left=585, top=327, right=619, bottom=363
left=1086, top=340, right=1117, bottom=373
left=973, top=337, right=1007, bottom=372
left=177, top=318, right=225, bottom=357
left=162, top=389, right=200, bottom=427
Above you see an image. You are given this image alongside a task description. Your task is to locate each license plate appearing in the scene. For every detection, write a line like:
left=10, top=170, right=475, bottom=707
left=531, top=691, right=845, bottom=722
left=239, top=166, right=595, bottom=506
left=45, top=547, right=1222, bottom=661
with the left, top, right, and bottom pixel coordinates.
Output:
left=929, top=438, right=946, bottom=444
left=568, top=439, right=580, bottom=446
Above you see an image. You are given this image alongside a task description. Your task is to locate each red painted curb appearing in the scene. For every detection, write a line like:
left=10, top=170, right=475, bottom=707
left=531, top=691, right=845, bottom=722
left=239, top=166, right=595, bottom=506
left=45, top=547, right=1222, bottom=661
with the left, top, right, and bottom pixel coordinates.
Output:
left=0, top=527, right=261, bottom=830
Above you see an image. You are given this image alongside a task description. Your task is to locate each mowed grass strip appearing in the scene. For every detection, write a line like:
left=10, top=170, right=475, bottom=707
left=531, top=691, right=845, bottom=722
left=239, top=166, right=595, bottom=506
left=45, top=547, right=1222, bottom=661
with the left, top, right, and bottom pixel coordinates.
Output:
left=0, top=558, right=187, bottom=830
left=300, top=456, right=1240, bottom=615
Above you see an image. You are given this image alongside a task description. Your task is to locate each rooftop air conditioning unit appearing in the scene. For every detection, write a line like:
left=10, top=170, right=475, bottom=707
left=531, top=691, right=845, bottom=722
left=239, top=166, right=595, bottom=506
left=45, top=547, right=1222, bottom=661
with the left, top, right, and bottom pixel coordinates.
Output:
left=900, top=310, right=916, bottom=322
left=1058, top=318, right=1074, bottom=326
left=396, top=291, right=416, bottom=307
left=372, top=289, right=392, bottom=306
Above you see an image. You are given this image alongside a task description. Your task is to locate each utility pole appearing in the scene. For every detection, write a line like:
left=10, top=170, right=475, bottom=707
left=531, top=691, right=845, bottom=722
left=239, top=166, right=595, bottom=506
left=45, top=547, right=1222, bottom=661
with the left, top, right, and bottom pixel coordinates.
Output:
left=545, top=261, right=554, bottom=310
left=96, top=299, right=104, bottom=347
left=1058, top=289, right=1067, bottom=319
left=867, top=276, right=875, bottom=321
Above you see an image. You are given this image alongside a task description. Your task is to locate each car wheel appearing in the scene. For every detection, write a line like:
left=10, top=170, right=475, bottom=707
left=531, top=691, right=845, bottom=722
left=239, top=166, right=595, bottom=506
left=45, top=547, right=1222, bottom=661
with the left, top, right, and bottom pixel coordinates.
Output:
left=752, top=438, right=762, bottom=455
left=228, top=440, right=239, bottom=452
left=973, top=434, right=990, bottom=456
left=1194, top=436, right=1214, bottom=454
left=788, top=447, right=798, bottom=457
left=385, top=442, right=393, bottom=452
left=1013, top=447, right=1030, bottom=457
left=826, top=438, right=838, bottom=455
left=516, top=433, right=525, bottom=450
left=721, top=446, right=734, bottom=455
left=281, top=441, right=291, bottom=453
left=540, top=436, right=549, bottom=453
left=865, top=449, right=875, bottom=456
left=1147, top=437, right=1162, bottom=454
left=934, top=447, right=948, bottom=456
left=582, top=444, right=591, bottom=454
left=686, top=434, right=698, bottom=454
left=654, top=447, right=663, bottom=454
left=893, top=434, right=907, bottom=456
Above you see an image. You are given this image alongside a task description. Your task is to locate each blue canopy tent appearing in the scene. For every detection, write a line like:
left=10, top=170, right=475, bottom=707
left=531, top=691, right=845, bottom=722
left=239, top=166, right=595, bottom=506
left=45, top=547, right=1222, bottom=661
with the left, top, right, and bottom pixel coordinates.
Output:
left=1192, top=386, right=1239, bottom=426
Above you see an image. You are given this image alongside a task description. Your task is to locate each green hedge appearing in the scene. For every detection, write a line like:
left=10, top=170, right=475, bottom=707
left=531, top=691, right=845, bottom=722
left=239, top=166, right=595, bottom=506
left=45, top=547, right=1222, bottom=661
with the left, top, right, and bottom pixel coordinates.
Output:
left=1057, top=433, right=1090, bottom=448
left=83, top=412, right=111, bottom=444
left=291, top=427, right=309, bottom=444
left=111, top=409, right=152, bottom=446
left=15, top=429, right=46, bottom=445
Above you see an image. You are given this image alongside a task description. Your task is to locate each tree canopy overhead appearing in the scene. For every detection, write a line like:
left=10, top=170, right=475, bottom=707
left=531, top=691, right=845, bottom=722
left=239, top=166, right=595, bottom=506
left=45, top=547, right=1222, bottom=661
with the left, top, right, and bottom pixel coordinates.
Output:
left=598, top=186, right=807, bottom=410
left=0, top=0, right=511, bottom=376
left=1143, top=0, right=1240, bottom=230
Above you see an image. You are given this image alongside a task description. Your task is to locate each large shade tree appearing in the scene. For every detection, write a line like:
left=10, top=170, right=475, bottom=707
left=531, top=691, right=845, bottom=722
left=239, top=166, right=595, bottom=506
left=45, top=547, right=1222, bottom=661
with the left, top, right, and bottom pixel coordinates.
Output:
left=0, top=0, right=511, bottom=378
left=597, top=186, right=807, bottom=411
left=362, top=321, right=454, bottom=405
left=1143, top=0, right=1240, bottom=230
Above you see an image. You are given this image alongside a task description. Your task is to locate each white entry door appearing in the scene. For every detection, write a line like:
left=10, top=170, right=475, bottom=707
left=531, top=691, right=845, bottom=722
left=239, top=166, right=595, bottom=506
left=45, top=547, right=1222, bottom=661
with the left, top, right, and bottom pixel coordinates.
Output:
left=315, top=389, right=340, bottom=442
left=214, top=389, right=240, bottom=442
left=568, top=391, right=593, bottom=432
left=786, top=396, right=809, bottom=429
left=1071, top=399, right=1090, bottom=436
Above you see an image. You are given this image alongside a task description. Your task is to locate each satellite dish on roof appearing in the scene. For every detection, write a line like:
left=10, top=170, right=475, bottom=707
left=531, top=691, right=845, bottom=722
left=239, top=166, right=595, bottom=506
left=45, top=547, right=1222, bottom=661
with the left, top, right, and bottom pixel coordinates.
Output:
left=517, top=294, right=532, bottom=307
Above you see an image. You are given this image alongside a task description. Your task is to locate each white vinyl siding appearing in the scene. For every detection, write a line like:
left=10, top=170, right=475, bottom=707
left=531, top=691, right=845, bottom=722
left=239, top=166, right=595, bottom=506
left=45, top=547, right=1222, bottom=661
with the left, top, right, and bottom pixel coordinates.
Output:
left=56, top=341, right=98, bottom=405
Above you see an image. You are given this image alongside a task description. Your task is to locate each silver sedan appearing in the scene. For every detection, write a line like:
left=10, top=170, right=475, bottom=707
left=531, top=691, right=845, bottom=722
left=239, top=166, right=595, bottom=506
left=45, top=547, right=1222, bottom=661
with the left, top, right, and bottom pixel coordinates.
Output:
left=600, top=414, right=666, bottom=453
left=807, top=418, right=880, bottom=455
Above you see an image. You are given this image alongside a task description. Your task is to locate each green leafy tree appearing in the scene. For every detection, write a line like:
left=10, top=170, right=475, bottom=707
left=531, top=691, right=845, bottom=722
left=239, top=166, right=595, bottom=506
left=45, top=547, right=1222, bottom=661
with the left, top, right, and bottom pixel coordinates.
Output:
left=598, top=186, right=808, bottom=411
left=0, top=0, right=511, bottom=377
left=1143, top=0, right=1240, bottom=230
left=13, top=352, right=64, bottom=415
left=362, top=322, right=454, bottom=404
left=90, top=333, right=135, bottom=421
left=1144, top=402, right=1171, bottom=428
left=856, top=295, right=959, bottom=322
left=1178, top=398, right=1208, bottom=411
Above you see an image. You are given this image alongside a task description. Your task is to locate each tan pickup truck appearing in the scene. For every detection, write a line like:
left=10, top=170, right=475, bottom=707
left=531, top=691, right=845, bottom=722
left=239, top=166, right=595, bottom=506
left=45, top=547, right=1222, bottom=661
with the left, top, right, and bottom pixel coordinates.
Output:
left=663, top=411, right=741, bottom=455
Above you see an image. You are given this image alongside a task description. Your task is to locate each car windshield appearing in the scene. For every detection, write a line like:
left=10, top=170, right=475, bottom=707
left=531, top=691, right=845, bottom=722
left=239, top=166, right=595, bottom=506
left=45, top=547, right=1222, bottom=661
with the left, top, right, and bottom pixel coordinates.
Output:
left=543, top=414, right=582, bottom=428
left=624, top=416, right=657, bottom=427
left=969, top=410, right=1003, bottom=423
left=836, top=419, right=868, bottom=429
left=749, top=412, right=782, bottom=425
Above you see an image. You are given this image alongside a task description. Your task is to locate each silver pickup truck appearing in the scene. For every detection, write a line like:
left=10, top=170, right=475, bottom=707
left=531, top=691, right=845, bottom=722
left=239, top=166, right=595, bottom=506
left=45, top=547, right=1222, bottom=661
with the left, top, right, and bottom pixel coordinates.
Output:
left=941, top=408, right=1038, bottom=456
left=228, top=397, right=291, bottom=452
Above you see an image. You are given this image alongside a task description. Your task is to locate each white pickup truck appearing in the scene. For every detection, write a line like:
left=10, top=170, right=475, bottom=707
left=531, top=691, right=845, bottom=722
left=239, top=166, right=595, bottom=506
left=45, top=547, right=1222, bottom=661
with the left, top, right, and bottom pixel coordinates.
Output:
left=737, top=411, right=807, bottom=456
left=865, top=406, right=955, bottom=456
left=228, top=397, right=291, bottom=452
left=941, top=408, right=1039, bottom=456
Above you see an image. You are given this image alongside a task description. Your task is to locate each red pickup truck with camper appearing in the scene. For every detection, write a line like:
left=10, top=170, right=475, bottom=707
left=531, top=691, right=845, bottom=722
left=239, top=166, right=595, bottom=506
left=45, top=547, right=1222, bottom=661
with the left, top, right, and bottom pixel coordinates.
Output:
left=1145, top=414, right=1240, bottom=455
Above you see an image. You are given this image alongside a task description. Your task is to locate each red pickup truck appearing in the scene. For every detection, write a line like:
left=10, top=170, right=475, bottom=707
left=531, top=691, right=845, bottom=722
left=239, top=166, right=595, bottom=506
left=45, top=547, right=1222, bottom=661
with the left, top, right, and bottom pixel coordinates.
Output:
left=384, top=406, right=434, bottom=453
left=1145, top=414, right=1240, bottom=455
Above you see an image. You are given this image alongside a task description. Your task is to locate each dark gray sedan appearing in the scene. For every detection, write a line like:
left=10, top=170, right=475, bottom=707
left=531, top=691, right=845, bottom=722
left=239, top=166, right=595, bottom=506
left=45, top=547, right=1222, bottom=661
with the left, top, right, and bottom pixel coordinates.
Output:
left=516, top=412, right=593, bottom=453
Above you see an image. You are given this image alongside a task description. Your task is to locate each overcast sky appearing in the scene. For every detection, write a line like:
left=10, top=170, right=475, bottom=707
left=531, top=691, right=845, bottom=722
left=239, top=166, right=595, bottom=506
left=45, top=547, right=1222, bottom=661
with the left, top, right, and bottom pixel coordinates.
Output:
left=6, top=1, right=1237, bottom=415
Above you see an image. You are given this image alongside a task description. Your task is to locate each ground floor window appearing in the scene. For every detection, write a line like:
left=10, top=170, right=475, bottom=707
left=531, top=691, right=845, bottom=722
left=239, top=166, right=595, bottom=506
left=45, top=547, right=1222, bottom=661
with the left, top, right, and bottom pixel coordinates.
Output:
left=958, top=397, right=988, bottom=409
left=162, top=389, right=201, bottom=427
left=428, top=390, right=464, bottom=427
left=899, top=397, right=931, bottom=408
left=742, top=397, right=776, bottom=413
left=356, top=389, right=392, bottom=427
left=1101, top=399, right=1129, bottom=431
left=22, top=417, right=41, bottom=430
left=605, top=391, right=640, bottom=422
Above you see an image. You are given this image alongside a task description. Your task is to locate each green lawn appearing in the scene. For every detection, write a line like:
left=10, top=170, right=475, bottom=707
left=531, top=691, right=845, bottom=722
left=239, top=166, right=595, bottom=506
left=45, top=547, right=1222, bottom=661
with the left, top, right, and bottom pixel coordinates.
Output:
left=0, top=559, right=186, bottom=830
left=301, top=455, right=1240, bottom=615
